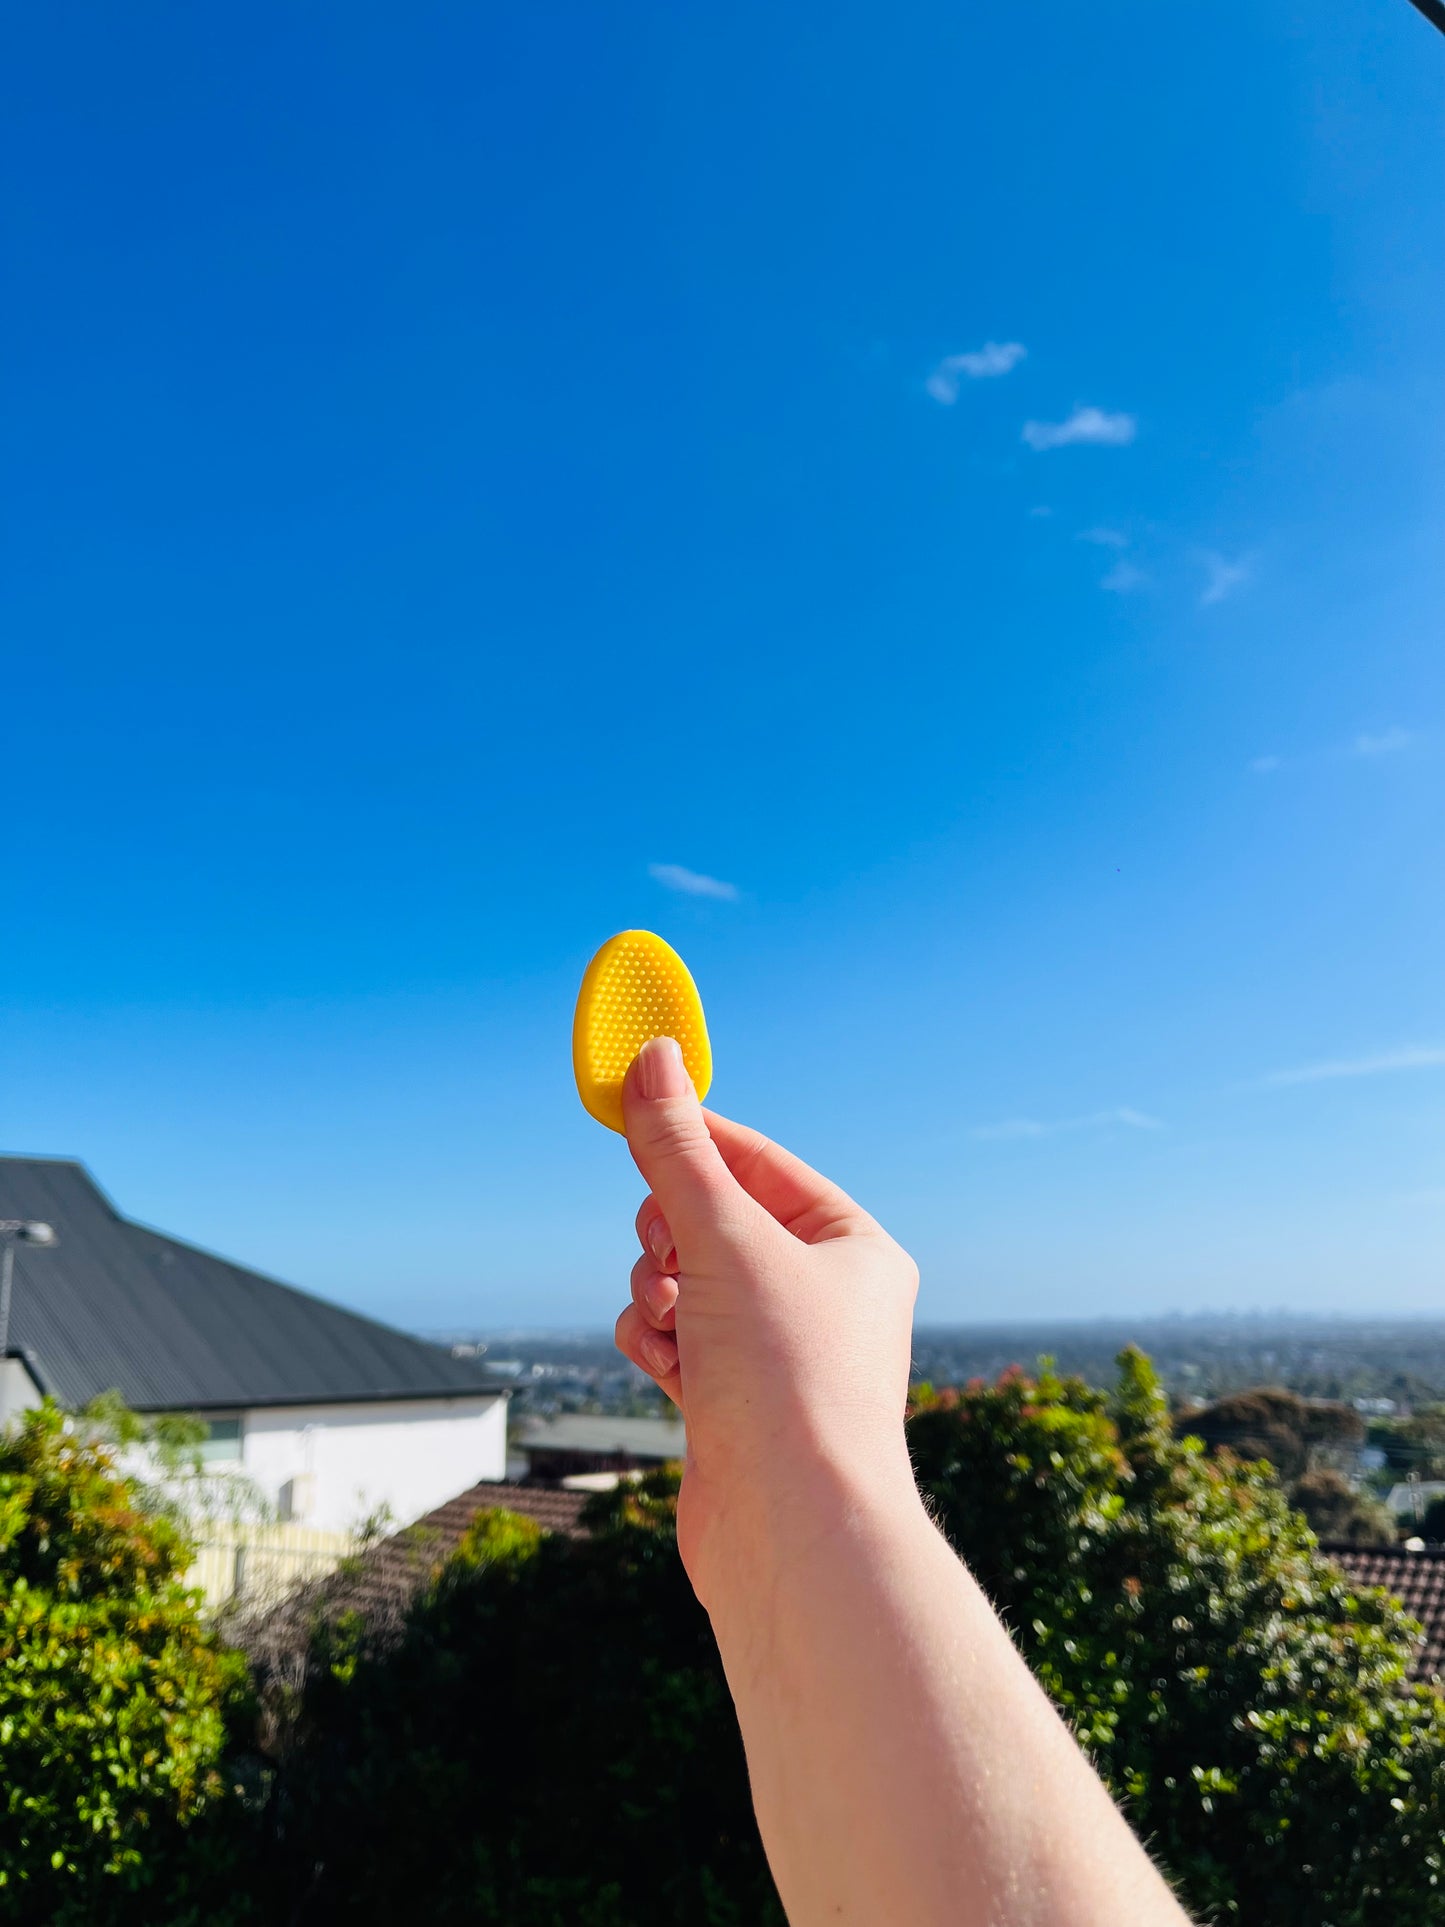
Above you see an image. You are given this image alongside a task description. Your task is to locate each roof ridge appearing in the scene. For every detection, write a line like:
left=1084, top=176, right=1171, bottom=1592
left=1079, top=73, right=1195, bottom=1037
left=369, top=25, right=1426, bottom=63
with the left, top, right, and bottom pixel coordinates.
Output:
left=0, top=1157, right=501, bottom=1410
left=1325, top=1541, right=1445, bottom=1560
left=0, top=1154, right=123, bottom=1216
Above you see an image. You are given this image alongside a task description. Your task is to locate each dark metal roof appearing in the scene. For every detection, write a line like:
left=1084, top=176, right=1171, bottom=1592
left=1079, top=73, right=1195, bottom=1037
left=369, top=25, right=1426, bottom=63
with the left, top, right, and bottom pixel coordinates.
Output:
left=0, top=1155, right=504, bottom=1414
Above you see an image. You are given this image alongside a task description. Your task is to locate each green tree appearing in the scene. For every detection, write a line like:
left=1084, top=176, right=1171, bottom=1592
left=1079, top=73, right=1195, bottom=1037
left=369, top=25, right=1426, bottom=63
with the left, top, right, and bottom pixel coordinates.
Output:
left=253, top=1468, right=784, bottom=1926
left=243, top=1355, right=1445, bottom=1926
left=910, top=1354, right=1445, bottom=1924
left=1179, top=1385, right=1362, bottom=1483
left=1292, top=1467, right=1396, bottom=1545
left=1372, top=1410, right=1445, bottom=1483
left=0, top=1402, right=251, bottom=1924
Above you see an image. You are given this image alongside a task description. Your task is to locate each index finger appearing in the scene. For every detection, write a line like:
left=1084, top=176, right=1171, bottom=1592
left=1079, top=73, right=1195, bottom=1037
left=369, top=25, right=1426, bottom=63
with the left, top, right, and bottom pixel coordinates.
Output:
left=701, top=1109, right=875, bottom=1244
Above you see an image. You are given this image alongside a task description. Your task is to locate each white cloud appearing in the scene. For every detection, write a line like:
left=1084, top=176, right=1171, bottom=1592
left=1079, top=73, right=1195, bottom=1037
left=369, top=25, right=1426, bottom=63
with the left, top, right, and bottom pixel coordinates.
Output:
left=1199, top=551, right=1251, bottom=606
left=926, top=340, right=1027, bottom=404
left=1022, top=406, right=1136, bottom=452
left=1262, top=1046, right=1445, bottom=1088
left=1077, top=526, right=1129, bottom=549
left=1352, top=728, right=1413, bottom=758
left=1027, top=505, right=1054, bottom=519
left=1246, top=727, right=1423, bottom=777
left=647, top=863, right=739, bottom=902
left=1101, top=560, right=1147, bottom=594
left=972, top=1107, right=1163, bottom=1142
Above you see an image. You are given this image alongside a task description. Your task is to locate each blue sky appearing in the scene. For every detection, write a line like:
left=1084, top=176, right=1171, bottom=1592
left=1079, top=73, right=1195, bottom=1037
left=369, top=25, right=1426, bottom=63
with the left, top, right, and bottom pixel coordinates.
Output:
left=3, top=2, right=1442, bottom=1329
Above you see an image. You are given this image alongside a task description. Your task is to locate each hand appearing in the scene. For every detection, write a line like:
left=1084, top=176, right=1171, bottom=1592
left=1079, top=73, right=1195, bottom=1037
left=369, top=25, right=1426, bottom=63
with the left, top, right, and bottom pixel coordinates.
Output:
left=612, top=1037, right=919, bottom=1599
left=612, top=1041, right=1190, bottom=1927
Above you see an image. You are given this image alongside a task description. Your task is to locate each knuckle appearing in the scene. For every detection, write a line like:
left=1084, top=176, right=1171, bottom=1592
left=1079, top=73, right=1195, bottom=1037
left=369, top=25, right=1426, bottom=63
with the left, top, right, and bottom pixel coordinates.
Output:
left=642, top=1109, right=714, bottom=1170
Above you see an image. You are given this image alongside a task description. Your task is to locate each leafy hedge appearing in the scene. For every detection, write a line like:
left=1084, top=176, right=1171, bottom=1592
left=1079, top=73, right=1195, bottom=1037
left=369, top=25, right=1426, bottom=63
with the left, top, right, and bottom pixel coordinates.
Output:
left=910, top=1351, right=1445, bottom=1924
left=235, top=1351, right=1445, bottom=1924
left=0, top=1403, right=251, bottom=1925
left=11, top=1356, right=1445, bottom=1925
left=250, top=1472, right=783, bottom=1925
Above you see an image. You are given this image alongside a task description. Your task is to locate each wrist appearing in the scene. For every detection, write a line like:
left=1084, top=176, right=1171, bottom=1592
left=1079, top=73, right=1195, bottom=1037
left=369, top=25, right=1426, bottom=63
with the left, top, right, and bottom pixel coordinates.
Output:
left=682, top=1427, right=926, bottom=1621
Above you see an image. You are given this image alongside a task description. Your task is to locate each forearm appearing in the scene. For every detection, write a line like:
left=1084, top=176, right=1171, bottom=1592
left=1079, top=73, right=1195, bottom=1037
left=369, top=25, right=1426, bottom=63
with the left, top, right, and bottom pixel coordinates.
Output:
left=701, top=1450, right=1189, bottom=1927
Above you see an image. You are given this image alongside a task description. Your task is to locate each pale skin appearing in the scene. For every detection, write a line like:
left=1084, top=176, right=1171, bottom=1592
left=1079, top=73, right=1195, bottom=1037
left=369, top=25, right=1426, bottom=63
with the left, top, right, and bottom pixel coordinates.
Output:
left=613, top=1036, right=1191, bottom=1927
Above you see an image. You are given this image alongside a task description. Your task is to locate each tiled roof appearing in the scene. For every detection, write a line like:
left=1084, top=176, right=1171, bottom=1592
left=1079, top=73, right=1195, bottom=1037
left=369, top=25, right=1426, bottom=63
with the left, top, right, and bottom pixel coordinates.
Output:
left=356, top=1478, right=592, bottom=1611
left=240, top=1479, right=591, bottom=1665
left=0, top=1155, right=505, bottom=1411
left=1325, top=1543, right=1445, bottom=1682
left=237, top=1480, right=592, bottom=1749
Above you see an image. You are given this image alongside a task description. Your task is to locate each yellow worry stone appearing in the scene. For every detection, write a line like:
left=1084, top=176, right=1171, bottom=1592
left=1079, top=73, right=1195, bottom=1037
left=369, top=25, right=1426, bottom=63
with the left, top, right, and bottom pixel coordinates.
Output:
left=573, top=929, right=712, bottom=1133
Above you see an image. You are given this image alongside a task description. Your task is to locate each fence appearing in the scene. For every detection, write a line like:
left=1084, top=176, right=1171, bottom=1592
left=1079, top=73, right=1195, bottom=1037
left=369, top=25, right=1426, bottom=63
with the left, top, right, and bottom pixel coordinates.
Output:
left=187, top=1519, right=359, bottom=1609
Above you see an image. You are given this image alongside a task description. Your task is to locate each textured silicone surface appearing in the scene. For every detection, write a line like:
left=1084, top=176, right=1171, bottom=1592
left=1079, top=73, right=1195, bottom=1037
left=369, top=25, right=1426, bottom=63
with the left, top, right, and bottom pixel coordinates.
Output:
left=572, top=929, right=712, bottom=1133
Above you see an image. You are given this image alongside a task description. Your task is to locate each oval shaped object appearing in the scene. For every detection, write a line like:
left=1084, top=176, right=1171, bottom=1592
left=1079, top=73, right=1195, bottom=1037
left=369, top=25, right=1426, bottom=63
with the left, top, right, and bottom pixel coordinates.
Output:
left=573, top=929, right=712, bottom=1133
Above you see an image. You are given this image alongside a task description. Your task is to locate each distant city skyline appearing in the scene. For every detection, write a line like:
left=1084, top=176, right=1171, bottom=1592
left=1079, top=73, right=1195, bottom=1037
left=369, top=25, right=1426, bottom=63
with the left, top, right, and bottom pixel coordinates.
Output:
left=2, top=3, right=1441, bottom=1326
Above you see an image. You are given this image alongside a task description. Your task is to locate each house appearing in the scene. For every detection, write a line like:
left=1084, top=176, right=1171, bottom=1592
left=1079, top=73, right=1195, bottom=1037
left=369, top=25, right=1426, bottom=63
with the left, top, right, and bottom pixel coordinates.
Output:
left=0, top=1156, right=509, bottom=1535
left=1385, top=1480, right=1445, bottom=1521
left=511, top=1411, right=686, bottom=1483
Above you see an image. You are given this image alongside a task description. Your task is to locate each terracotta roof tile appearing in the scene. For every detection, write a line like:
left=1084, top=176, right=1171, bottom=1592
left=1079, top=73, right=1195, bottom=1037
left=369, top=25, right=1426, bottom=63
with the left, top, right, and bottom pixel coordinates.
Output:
left=1325, top=1543, right=1445, bottom=1683
left=238, top=1479, right=591, bottom=1675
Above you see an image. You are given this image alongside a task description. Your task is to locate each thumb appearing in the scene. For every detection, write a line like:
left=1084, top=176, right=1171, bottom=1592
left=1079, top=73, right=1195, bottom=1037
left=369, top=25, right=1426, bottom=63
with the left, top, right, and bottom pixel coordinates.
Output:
left=621, top=1038, right=753, bottom=1255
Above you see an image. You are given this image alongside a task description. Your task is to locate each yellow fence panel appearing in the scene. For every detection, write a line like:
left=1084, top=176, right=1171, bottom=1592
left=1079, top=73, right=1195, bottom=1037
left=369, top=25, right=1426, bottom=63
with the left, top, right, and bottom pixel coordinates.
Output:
left=187, top=1520, right=358, bottom=1609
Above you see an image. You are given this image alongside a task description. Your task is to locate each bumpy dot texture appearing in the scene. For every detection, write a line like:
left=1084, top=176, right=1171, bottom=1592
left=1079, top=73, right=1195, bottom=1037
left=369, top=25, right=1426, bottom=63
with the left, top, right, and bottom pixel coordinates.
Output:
left=573, top=930, right=712, bottom=1133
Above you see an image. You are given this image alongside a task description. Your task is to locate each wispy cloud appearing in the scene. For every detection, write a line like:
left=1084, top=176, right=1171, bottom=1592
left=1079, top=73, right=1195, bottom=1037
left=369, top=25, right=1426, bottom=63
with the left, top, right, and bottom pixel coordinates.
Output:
left=1077, top=526, right=1128, bottom=549
left=926, top=340, right=1027, bottom=404
left=1352, top=727, right=1413, bottom=758
left=1027, top=505, right=1054, bottom=519
left=1101, top=560, right=1147, bottom=594
left=972, top=1107, right=1163, bottom=1142
left=1199, top=551, right=1251, bottom=606
left=1022, top=406, right=1136, bottom=452
left=648, top=863, right=739, bottom=902
left=1262, top=1046, right=1445, bottom=1088
left=1248, top=726, right=1421, bottom=776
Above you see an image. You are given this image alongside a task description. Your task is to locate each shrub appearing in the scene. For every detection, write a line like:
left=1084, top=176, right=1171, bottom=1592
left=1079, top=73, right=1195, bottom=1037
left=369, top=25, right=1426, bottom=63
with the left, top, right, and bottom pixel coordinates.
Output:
left=0, top=1402, right=251, bottom=1924
left=1178, top=1386, right=1362, bottom=1484
left=255, top=1468, right=784, bottom=1926
left=911, top=1352, right=1445, bottom=1924
left=1292, top=1467, right=1396, bottom=1545
left=234, top=1354, right=1445, bottom=1924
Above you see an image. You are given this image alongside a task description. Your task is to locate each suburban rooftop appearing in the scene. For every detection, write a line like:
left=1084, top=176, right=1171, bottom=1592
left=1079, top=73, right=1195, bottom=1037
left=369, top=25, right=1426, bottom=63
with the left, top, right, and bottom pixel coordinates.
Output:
left=0, top=1155, right=504, bottom=1413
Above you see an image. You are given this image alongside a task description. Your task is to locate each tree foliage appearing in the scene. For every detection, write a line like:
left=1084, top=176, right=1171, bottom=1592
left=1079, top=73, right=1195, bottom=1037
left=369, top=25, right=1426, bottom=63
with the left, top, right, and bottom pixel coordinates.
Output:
left=19, top=1357, right=1445, bottom=1926
left=0, top=1402, right=250, bottom=1923
left=911, top=1353, right=1445, bottom=1923
left=1292, top=1467, right=1396, bottom=1546
left=248, top=1469, right=784, bottom=1926
left=1179, top=1385, right=1362, bottom=1484
left=1373, top=1410, right=1445, bottom=1484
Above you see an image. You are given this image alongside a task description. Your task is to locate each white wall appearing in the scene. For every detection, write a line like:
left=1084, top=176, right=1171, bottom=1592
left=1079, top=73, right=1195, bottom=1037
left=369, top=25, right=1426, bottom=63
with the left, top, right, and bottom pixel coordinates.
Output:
left=0, top=1357, right=43, bottom=1427
left=237, top=1394, right=507, bottom=1535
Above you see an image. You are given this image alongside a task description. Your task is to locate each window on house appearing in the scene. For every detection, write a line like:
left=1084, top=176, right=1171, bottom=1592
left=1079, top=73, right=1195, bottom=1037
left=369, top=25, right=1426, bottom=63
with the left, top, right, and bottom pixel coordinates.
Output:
left=197, top=1416, right=243, bottom=1464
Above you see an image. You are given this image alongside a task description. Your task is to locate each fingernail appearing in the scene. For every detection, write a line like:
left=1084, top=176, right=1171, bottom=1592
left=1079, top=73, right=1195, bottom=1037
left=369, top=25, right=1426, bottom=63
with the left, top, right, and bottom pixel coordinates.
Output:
left=635, top=1036, right=690, bottom=1101
left=639, top=1331, right=677, bottom=1377
left=643, top=1271, right=677, bottom=1321
left=647, top=1217, right=676, bottom=1269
